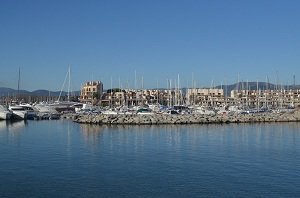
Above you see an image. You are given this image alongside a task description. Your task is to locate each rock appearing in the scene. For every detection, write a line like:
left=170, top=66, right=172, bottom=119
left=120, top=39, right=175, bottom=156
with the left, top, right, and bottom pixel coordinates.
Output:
left=71, top=110, right=300, bottom=125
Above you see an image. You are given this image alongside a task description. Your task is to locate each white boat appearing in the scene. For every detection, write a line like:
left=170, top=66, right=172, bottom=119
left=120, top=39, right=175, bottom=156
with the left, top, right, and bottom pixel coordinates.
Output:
left=0, top=105, right=12, bottom=120
left=18, top=104, right=37, bottom=119
left=192, top=106, right=216, bottom=115
left=8, top=106, right=28, bottom=119
left=102, top=109, right=119, bottom=115
left=148, top=104, right=163, bottom=112
left=228, top=106, right=247, bottom=114
left=118, top=106, right=135, bottom=115
left=48, top=101, right=79, bottom=113
left=35, top=101, right=80, bottom=113
left=35, top=102, right=58, bottom=113
left=74, top=103, right=96, bottom=113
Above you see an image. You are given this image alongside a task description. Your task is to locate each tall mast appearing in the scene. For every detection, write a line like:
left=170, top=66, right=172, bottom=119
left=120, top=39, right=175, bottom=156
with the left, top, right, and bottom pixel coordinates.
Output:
left=246, top=80, right=249, bottom=107
left=265, top=76, right=269, bottom=109
left=58, top=67, right=70, bottom=102
left=156, top=80, right=159, bottom=104
left=17, top=67, right=20, bottom=102
left=167, top=79, right=169, bottom=107
left=110, top=76, right=112, bottom=108
left=141, top=76, right=144, bottom=105
left=225, top=78, right=227, bottom=106
left=256, top=80, right=259, bottom=111
left=117, top=77, right=120, bottom=106
left=134, top=70, right=137, bottom=106
left=192, top=72, right=194, bottom=106
left=169, top=79, right=171, bottom=107
left=67, top=65, right=71, bottom=102
left=177, top=74, right=180, bottom=105
left=174, top=79, right=177, bottom=106
left=293, top=75, right=296, bottom=90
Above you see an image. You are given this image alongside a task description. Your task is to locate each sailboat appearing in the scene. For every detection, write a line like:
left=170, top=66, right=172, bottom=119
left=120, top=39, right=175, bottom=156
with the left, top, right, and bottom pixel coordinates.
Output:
left=48, top=66, right=81, bottom=113
left=8, top=67, right=37, bottom=120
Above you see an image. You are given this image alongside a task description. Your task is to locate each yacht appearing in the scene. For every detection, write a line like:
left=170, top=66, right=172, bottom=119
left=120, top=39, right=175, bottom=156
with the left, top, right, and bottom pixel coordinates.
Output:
left=8, top=105, right=28, bottom=119
left=18, top=104, right=37, bottom=119
left=0, top=105, right=12, bottom=120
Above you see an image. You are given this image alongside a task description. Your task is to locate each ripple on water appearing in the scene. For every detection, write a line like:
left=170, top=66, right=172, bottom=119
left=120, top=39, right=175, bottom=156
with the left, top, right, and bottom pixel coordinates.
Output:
left=0, top=121, right=299, bottom=197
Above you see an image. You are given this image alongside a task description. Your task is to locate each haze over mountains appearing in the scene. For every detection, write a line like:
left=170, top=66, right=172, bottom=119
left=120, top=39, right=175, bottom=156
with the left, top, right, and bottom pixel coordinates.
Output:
left=0, top=87, right=80, bottom=97
left=1, top=82, right=299, bottom=97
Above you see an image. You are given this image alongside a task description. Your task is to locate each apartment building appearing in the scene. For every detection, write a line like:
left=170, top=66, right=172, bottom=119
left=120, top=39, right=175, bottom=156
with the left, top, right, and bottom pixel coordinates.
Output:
left=186, top=88, right=224, bottom=106
left=230, top=89, right=300, bottom=108
left=79, top=81, right=103, bottom=104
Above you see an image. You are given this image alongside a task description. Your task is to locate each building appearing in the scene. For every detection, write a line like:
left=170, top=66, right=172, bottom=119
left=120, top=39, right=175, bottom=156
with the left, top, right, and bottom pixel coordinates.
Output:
left=80, top=81, right=103, bottom=104
left=186, top=88, right=224, bottom=106
left=230, top=89, right=300, bottom=108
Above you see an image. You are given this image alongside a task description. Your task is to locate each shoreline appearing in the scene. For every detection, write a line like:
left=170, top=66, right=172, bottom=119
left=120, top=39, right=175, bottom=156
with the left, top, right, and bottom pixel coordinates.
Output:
left=69, top=109, right=300, bottom=125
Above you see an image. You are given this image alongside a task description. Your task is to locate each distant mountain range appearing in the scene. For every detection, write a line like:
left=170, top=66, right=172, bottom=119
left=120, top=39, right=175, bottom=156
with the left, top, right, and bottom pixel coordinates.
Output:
left=0, top=82, right=299, bottom=97
left=215, top=82, right=300, bottom=96
left=0, top=87, right=80, bottom=97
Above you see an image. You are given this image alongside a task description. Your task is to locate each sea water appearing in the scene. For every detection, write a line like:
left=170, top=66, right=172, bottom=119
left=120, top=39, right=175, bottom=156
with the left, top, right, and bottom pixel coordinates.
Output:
left=0, top=120, right=299, bottom=197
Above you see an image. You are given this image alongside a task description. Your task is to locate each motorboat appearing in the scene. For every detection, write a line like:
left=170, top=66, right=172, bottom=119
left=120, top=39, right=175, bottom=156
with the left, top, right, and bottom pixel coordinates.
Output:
left=8, top=105, right=28, bottom=119
left=18, top=104, right=37, bottom=119
left=8, top=103, right=38, bottom=120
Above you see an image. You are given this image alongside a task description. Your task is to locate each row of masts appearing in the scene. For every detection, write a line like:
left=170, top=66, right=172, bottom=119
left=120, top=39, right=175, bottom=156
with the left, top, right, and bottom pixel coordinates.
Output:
left=8, top=67, right=299, bottom=109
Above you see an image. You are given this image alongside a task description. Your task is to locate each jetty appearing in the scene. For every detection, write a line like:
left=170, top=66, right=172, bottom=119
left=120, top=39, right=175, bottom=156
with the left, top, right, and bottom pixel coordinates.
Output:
left=71, top=108, right=300, bottom=125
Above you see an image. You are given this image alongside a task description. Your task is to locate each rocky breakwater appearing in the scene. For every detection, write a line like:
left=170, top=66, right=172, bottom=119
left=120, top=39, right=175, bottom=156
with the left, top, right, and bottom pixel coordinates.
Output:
left=73, top=108, right=300, bottom=125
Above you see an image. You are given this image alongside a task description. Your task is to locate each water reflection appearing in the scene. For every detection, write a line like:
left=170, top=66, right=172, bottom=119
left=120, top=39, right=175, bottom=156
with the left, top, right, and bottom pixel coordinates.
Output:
left=77, top=123, right=300, bottom=154
left=0, top=120, right=27, bottom=133
left=0, top=121, right=299, bottom=197
left=79, top=124, right=103, bottom=146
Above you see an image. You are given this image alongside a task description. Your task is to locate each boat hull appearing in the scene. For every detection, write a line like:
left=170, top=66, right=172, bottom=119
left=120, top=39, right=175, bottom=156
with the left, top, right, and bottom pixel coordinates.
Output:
left=11, top=111, right=27, bottom=120
left=0, top=112, right=12, bottom=120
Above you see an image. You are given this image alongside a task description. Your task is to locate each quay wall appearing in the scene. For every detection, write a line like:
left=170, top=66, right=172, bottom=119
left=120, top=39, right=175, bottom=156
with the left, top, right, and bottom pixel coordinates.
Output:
left=70, top=110, right=300, bottom=125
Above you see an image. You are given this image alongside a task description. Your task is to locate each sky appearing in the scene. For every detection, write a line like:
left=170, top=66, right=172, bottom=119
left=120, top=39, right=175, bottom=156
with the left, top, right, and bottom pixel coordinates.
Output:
left=1, top=0, right=300, bottom=91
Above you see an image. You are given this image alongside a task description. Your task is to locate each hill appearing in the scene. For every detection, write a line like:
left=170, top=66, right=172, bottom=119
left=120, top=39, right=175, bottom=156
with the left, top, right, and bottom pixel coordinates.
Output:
left=215, top=82, right=300, bottom=96
left=0, top=87, right=80, bottom=97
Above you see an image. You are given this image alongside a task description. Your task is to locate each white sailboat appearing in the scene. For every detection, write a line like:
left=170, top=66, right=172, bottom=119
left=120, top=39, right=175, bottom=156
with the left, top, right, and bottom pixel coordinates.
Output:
left=44, top=66, right=81, bottom=113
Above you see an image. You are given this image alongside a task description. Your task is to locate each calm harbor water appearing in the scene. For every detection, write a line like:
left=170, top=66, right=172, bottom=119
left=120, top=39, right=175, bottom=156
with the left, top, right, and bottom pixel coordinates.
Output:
left=0, top=120, right=299, bottom=197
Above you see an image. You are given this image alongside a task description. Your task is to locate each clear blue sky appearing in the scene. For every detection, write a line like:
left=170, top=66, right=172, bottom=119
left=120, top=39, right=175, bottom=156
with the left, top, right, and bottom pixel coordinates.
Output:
left=1, top=0, right=300, bottom=91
